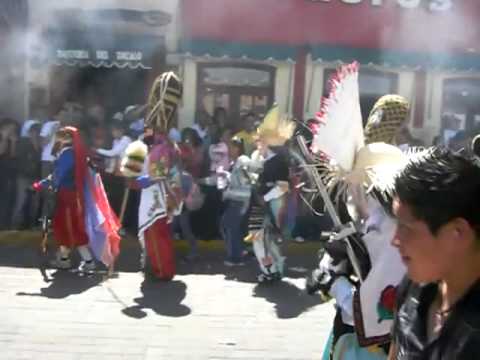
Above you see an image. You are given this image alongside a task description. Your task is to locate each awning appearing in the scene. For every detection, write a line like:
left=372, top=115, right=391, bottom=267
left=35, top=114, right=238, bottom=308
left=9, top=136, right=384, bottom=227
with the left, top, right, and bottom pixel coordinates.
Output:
left=311, top=45, right=480, bottom=72
left=180, top=39, right=297, bottom=62
left=181, top=0, right=480, bottom=70
left=45, top=30, right=164, bottom=69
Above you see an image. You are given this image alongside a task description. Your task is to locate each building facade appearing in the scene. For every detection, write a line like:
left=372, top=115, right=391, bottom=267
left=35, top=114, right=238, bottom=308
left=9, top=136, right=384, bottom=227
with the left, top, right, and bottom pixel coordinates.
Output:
left=26, top=0, right=180, bottom=120
left=175, top=0, right=480, bottom=144
left=0, top=1, right=29, bottom=121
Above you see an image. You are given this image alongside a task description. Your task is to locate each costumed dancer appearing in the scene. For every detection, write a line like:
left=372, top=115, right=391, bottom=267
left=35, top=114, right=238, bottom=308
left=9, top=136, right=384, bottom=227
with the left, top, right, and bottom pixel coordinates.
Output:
left=303, top=62, right=412, bottom=359
left=243, top=137, right=267, bottom=249
left=249, top=105, right=297, bottom=283
left=123, top=71, right=182, bottom=281
left=33, top=127, right=121, bottom=273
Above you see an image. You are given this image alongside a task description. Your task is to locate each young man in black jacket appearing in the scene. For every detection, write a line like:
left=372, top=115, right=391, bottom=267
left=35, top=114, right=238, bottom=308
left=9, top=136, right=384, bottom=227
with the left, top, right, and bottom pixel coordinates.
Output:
left=389, top=148, right=480, bottom=359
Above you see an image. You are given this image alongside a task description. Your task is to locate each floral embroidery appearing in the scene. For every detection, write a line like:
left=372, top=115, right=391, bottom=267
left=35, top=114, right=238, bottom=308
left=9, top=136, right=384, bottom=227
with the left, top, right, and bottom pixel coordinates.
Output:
left=377, top=285, right=397, bottom=323
left=148, top=189, right=162, bottom=217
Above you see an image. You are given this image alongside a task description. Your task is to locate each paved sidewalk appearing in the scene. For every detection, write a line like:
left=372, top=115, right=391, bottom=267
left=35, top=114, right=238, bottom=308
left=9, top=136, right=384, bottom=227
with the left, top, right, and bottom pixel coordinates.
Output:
left=0, top=232, right=334, bottom=360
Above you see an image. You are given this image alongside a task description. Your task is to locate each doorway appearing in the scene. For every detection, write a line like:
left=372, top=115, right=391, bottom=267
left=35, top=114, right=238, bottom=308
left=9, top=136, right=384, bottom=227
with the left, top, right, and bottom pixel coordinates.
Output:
left=49, top=66, right=148, bottom=119
left=196, top=63, right=275, bottom=131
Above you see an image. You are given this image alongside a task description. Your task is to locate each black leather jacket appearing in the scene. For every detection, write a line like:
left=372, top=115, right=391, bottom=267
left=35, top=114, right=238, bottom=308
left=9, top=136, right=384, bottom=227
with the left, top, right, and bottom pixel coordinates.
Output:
left=392, top=277, right=480, bottom=360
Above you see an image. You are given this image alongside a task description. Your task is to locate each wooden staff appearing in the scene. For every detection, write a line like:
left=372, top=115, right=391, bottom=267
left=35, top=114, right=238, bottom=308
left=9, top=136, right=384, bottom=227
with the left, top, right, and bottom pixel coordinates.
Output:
left=106, top=184, right=130, bottom=280
left=119, top=187, right=130, bottom=225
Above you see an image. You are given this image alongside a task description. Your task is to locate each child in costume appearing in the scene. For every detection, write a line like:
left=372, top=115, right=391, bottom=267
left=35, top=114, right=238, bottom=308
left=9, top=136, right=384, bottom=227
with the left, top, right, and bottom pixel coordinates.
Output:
left=122, top=72, right=183, bottom=281
left=33, top=126, right=121, bottom=272
left=248, top=105, right=297, bottom=283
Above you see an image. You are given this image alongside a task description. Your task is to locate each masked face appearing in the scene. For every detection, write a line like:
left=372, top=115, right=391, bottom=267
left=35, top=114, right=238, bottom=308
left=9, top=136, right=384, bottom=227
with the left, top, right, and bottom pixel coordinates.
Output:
left=361, top=197, right=398, bottom=265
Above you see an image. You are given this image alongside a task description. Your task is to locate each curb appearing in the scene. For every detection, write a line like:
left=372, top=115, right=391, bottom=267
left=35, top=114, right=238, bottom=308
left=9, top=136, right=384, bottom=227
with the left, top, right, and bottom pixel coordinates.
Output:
left=0, top=231, right=322, bottom=254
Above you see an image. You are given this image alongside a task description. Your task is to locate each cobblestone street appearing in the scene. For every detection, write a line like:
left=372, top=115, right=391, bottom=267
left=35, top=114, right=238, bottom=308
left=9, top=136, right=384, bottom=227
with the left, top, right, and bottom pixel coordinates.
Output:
left=0, top=233, right=334, bottom=360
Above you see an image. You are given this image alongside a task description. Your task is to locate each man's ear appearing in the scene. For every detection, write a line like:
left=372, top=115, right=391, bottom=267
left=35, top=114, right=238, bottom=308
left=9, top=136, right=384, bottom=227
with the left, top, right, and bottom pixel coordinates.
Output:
left=448, top=218, right=477, bottom=248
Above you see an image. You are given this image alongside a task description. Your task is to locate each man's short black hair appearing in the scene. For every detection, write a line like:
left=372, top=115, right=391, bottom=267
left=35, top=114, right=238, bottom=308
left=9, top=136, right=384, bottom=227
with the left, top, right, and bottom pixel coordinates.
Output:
left=395, top=147, right=480, bottom=235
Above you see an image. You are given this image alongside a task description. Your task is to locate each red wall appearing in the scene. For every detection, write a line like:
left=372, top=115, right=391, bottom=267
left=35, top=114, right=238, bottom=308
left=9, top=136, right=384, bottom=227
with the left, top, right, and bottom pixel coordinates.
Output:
left=182, top=0, right=480, bottom=53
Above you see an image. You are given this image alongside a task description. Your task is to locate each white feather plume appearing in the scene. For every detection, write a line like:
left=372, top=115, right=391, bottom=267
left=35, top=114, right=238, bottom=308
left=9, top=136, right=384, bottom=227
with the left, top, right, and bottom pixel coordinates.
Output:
left=311, top=62, right=365, bottom=172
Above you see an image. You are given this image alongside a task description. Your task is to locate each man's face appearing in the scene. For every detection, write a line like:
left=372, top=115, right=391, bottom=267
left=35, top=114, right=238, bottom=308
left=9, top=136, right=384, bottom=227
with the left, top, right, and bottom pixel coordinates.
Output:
left=392, top=199, right=466, bottom=283
left=112, top=128, right=122, bottom=139
left=245, top=116, right=256, bottom=133
left=221, top=129, right=232, bottom=144
left=228, top=143, right=240, bottom=159
left=199, top=114, right=210, bottom=129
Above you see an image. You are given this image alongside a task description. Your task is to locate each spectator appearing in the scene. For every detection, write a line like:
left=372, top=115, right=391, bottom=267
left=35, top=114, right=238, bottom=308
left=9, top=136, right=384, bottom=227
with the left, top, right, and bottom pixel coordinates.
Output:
left=179, top=128, right=204, bottom=179
left=390, top=148, right=480, bottom=358
left=449, top=130, right=468, bottom=152
left=190, top=123, right=228, bottom=240
left=213, top=107, right=229, bottom=132
left=220, top=128, right=233, bottom=149
left=208, top=125, right=230, bottom=175
left=168, top=127, right=182, bottom=143
left=171, top=165, right=201, bottom=261
left=192, top=110, right=211, bottom=141
left=86, top=104, right=106, bottom=125
left=220, top=137, right=252, bottom=266
left=125, top=105, right=147, bottom=139
left=96, top=120, right=132, bottom=175
left=39, top=112, right=61, bottom=218
left=234, top=112, right=258, bottom=155
left=21, top=120, right=40, bottom=138
left=96, top=120, right=132, bottom=223
left=12, top=123, right=42, bottom=229
left=439, top=113, right=461, bottom=147
left=0, top=118, right=19, bottom=229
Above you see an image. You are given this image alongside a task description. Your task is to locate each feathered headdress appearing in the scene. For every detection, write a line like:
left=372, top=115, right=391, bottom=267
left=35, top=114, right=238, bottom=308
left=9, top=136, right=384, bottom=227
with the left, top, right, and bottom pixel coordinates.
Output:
left=307, top=62, right=412, bottom=213
left=311, top=62, right=364, bottom=171
left=145, top=71, right=183, bottom=133
left=256, top=104, right=295, bottom=147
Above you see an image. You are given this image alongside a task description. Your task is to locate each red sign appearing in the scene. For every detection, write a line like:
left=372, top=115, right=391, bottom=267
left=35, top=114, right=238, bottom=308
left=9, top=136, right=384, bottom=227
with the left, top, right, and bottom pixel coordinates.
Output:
left=182, top=0, right=479, bottom=53
left=305, top=0, right=452, bottom=12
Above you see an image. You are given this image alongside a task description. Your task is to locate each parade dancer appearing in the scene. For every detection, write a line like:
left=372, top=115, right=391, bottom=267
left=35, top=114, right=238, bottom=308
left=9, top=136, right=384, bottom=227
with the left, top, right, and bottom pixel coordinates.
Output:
left=303, top=62, right=412, bottom=359
left=249, top=105, right=297, bottom=283
left=33, top=126, right=121, bottom=273
left=123, top=71, right=182, bottom=281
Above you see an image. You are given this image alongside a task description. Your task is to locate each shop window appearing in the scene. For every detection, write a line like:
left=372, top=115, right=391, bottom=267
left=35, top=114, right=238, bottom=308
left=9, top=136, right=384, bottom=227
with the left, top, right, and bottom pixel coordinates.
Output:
left=442, top=78, right=480, bottom=133
left=197, top=63, right=275, bottom=131
left=323, top=68, right=398, bottom=125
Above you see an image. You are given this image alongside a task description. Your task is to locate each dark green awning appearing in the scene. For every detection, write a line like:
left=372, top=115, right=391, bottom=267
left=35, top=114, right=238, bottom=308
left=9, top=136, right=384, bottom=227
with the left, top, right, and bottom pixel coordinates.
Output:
left=311, top=44, right=480, bottom=71
left=180, top=39, right=297, bottom=62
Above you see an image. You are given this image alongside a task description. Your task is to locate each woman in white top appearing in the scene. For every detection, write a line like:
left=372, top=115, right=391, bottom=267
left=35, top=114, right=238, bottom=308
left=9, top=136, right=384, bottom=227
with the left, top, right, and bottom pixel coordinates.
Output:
left=96, top=121, right=133, bottom=224
left=96, top=121, right=132, bottom=175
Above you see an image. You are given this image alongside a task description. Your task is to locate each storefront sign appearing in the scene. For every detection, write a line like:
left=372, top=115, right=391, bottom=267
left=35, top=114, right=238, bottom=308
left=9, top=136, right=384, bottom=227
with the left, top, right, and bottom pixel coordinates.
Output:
left=306, top=0, right=452, bottom=11
left=56, top=49, right=144, bottom=62
left=56, top=50, right=89, bottom=60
